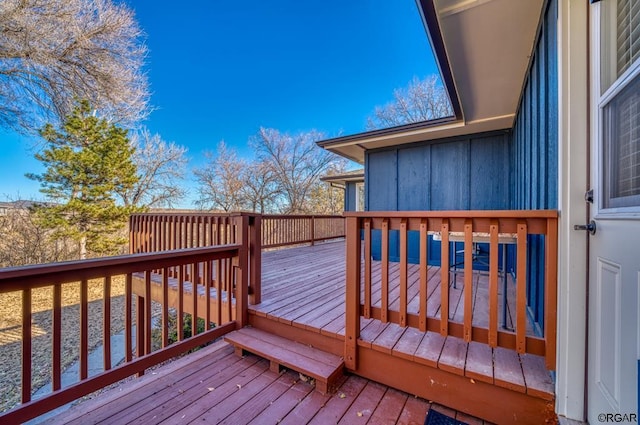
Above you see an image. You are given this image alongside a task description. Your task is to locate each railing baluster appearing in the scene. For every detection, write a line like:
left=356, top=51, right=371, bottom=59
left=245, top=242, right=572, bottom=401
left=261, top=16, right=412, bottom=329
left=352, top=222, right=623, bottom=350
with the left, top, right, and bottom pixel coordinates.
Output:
left=400, top=219, right=408, bottom=327
left=363, top=219, right=371, bottom=319
left=144, top=271, right=152, bottom=355
left=192, top=261, right=198, bottom=335
left=80, top=279, right=88, bottom=380
left=125, top=273, right=132, bottom=363
left=162, top=268, right=169, bottom=348
left=22, top=287, right=32, bottom=403
left=205, top=261, right=211, bottom=330
left=52, top=283, right=62, bottom=390
left=463, top=219, right=473, bottom=342
left=177, top=265, right=184, bottom=342
left=440, top=219, right=449, bottom=336
left=419, top=219, right=428, bottom=332
left=103, top=276, right=112, bottom=370
left=216, top=259, right=223, bottom=326
left=381, top=218, right=389, bottom=323
left=516, top=221, right=528, bottom=353
left=488, top=220, right=499, bottom=347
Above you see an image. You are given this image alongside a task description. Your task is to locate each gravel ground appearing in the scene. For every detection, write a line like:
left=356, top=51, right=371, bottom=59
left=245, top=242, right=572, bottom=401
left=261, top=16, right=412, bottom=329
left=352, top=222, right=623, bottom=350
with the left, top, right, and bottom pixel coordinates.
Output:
left=0, top=277, right=133, bottom=412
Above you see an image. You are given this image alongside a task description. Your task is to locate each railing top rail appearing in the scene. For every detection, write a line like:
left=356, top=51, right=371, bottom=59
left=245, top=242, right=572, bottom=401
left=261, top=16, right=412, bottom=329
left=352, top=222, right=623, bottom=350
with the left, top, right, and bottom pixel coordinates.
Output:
left=0, top=244, right=241, bottom=292
left=343, top=210, right=559, bottom=219
left=261, top=214, right=344, bottom=219
left=130, top=212, right=248, bottom=218
left=130, top=212, right=344, bottom=219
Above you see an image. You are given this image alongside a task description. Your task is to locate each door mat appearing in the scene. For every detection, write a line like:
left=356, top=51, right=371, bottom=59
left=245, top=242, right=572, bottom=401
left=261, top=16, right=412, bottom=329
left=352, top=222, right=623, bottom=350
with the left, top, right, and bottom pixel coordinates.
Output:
left=424, top=409, right=468, bottom=425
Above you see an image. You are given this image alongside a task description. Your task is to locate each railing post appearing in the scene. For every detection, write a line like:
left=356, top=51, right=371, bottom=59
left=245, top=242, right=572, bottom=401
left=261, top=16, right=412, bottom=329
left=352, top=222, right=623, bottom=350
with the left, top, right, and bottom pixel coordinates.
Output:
left=545, top=216, right=558, bottom=370
left=310, top=216, right=315, bottom=246
left=345, top=215, right=361, bottom=370
left=234, top=214, right=249, bottom=329
left=249, top=214, right=262, bottom=305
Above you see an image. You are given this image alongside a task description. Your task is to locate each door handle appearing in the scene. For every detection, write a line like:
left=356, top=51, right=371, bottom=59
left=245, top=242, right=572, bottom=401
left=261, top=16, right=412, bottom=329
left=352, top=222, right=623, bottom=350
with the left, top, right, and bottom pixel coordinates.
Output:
left=573, top=220, right=596, bottom=235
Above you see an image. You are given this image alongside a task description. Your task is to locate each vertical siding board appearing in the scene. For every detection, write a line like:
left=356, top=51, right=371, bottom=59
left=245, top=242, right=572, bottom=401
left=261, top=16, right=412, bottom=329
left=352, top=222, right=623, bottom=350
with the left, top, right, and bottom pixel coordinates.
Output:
left=509, top=0, right=558, bottom=335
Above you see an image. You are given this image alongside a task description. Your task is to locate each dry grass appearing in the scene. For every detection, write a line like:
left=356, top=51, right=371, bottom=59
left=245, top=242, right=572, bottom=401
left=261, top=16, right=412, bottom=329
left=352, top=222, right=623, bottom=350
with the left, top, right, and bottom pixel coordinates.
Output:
left=0, top=277, right=130, bottom=412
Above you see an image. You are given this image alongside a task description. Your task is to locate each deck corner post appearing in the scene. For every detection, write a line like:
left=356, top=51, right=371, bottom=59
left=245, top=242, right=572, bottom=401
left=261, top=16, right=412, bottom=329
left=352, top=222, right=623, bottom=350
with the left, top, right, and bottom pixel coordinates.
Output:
left=249, top=214, right=262, bottom=305
left=345, top=215, right=361, bottom=370
left=234, top=214, right=250, bottom=329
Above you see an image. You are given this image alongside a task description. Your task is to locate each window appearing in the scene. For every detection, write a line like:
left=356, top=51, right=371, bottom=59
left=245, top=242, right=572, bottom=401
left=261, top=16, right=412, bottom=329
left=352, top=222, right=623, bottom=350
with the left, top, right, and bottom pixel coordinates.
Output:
left=600, top=0, right=640, bottom=209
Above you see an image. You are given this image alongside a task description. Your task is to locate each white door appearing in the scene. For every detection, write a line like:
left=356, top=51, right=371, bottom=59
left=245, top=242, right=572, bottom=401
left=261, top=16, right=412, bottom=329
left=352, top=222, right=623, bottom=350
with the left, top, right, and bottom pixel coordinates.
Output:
left=588, top=1, right=640, bottom=421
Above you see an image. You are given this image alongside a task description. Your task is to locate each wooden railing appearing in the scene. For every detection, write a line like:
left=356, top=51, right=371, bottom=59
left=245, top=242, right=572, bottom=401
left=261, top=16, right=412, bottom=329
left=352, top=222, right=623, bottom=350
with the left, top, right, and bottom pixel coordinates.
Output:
left=344, top=210, right=558, bottom=371
left=129, top=212, right=345, bottom=303
left=261, top=214, right=345, bottom=248
left=0, top=216, right=251, bottom=424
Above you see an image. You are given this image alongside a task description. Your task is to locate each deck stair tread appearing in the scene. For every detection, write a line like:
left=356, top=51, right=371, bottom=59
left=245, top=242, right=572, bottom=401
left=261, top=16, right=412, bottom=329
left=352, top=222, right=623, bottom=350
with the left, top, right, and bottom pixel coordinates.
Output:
left=224, top=327, right=344, bottom=395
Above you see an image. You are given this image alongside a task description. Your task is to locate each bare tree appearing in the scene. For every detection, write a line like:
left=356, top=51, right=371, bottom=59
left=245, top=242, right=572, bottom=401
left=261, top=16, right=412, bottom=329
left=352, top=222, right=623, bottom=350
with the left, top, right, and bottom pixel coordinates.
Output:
left=118, top=128, right=189, bottom=209
left=366, top=75, right=452, bottom=130
left=253, top=127, right=342, bottom=214
left=0, top=0, right=149, bottom=132
left=194, top=142, right=247, bottom=212
left=241, top=161, right=280, bottom=214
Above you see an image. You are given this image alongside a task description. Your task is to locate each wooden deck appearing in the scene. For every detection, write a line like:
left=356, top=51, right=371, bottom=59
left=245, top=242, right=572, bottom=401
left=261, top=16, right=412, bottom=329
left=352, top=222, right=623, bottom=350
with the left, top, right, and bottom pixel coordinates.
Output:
left=44, top=340, right=489, bottom=425
left=75, top=240, right=554, bottom=424
left=250, top=241, right=555, bottom=424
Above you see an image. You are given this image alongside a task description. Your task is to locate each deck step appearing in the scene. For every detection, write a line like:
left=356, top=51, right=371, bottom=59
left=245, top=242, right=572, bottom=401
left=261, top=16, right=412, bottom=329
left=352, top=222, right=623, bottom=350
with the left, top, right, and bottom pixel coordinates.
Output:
left=224, top=327, right=344, bottom=395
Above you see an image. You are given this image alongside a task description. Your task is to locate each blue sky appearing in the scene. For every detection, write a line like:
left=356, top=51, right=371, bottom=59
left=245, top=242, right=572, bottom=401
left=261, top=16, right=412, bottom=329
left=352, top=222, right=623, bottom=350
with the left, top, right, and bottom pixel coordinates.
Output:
left=0, top=0, right=439, bottom=208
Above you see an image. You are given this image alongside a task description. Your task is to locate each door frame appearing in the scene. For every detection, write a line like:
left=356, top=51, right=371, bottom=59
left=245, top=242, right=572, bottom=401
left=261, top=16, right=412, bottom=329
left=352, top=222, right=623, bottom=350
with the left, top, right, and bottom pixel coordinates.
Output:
left=555, top=0, right=589, bottom=421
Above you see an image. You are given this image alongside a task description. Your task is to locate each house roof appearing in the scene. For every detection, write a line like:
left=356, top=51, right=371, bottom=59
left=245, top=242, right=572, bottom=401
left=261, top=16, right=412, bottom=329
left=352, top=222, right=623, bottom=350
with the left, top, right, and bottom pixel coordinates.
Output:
left=317, top=0, right=545, bottom=163
left=320, top=169, right=365, bottom=186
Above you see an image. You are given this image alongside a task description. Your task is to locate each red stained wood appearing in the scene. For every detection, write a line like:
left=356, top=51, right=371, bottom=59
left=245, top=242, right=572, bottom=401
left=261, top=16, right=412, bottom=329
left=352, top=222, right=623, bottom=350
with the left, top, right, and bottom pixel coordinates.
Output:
left=307, top=375, right=368, bottom=425
left=367, top=387, right=408, bottom=425
left=488, top=220, right=499, bottom=347
left=414, top=331, right=446, bottom=368
left=277, top=386, right=333, bottom=425
left=463, top=220, right=473, bottom=342
left=371, top=322, right=406, bottom=354
left=465, top=341, right=494, bottom=384
left=397, top=396, right=430, bottom=425
left=80, top=279, right=88, bottom=380
left=392, top=327, right=425, bottom=361
left=438, top=336, right=468, bottom=376
left=419, top=219, right=429, bottom=331
left=52, top=284, right=62, bottom=390
left=46, top=341, right=235, bottom=425
left=247, top=370, right=316, bottom=424
left=494, top=347, right=526, bottom=393
left=224, top=328, right=344, bottom=394
left=338, top=380, right=387, bottom=424
left=520, top=353, right=554, bottom=400
left=381, top=219, right=389, bottom=323
left=103, top=276, right=112, bottom=370
left=179, top=361, right=274, bottom=424
left=516, top=222, right=527, bottom=354
left=217, top=371, right=297, bottom=425
left=544, top=217, right=558, bottom=370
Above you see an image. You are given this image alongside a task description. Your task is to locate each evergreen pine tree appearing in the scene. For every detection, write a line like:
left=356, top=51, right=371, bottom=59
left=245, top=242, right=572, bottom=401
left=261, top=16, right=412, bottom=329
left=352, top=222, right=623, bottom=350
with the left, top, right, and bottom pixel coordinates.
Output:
left=27, top=101, right=140, bottom=258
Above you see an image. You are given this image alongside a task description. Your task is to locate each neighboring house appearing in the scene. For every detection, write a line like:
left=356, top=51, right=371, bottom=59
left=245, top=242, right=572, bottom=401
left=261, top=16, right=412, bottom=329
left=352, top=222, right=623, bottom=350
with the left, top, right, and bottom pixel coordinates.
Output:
left=318, top=0, right=639, bottom=422
left=321, top=169, right=365, bottom=212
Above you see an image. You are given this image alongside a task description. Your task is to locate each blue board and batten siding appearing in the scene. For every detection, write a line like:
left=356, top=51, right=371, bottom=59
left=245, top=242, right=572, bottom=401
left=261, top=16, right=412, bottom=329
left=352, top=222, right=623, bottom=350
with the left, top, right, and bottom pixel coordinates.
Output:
left=365, top=132, right=511, bottom=265
left=344, top=182, right=357, bottom=212
left=363, top=0, right=558, bottom=333
left=512, top=0, right=558, bottom=331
